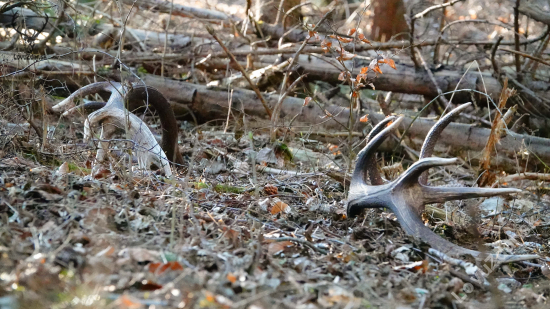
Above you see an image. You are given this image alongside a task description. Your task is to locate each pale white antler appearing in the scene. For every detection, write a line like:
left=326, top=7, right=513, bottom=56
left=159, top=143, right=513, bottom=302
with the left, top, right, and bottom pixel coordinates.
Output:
left=53, top=82, right=172, bottom=177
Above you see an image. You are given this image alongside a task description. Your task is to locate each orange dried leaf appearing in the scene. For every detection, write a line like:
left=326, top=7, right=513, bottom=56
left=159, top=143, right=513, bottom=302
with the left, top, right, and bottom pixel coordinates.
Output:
left=267, top=240, right=294, bottom=255
left=352, top=91, right=358, bottom=98
left=321, top=39, right=332, bottom=53
left=328, top=144, right=338, bottom=151
left=372, top=65, right=383, bottom=74
left=360, top=114, right=369, bottom=123
left=347, top=28, right=356, bottom=36
left=360, top=67, right=369, bottom=74
left=118, top=295, right=142, bottom=308
left=338, top=71, right=351, bottom=81
left=357, top=34, right=372, bottom=45
left=227, top=273, right=237, bottom=283
left=338, top=51, right=356, bottom=61
left=271, top=201, right=289, bottom=214
left=205, top=292, right=215, bottom=302
left=303, top=96, right=312, bottom=106
left=337, top=36, right=353, bottom=43
left=386, top=58, right=396, bottom=70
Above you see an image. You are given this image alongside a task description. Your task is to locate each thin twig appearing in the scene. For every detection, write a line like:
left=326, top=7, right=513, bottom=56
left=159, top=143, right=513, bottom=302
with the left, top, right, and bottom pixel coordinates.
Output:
left=161, top=0, right=175, bottom=78
left=206, top=25, right=273, bottom=118
left=514, top=0, right=522, bottom=80
left=491, top=36, right=504, bottom=75
left=499, top=47, right=550, bottom=67
left=271, top=9, right=333, bottom=140
left=412, top=0, right=464, bottom=20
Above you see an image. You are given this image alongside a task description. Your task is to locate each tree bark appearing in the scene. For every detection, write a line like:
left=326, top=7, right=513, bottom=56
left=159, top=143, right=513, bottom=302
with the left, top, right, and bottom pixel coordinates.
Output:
left=137, top=74, right=550, bottom=172
left=371, top=0, right=409, bottom=41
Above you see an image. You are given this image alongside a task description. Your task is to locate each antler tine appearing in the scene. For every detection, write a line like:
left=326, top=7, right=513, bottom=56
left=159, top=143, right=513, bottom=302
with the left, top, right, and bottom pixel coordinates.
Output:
left=351, top=117, right=403, bottom=187
left=367, top=116, right=397, bottom=142
left=419, top=102, right=471, bottom=184
left=390, top=195, right=539, bottom=264
left=362, top=116, right=398, bottom=185
left=398, top=157, right=459, bottom=184
left=52, top=82, right=116, bottom=114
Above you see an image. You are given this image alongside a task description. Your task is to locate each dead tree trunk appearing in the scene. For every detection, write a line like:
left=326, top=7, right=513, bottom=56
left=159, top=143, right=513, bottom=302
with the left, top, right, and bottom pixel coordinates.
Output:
left=371, top=0, right=408, bottom=41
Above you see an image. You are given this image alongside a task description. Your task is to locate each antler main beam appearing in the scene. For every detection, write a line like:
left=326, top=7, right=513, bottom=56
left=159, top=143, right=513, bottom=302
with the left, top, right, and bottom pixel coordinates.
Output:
left=52, top=82, right=183, bottom=176
left=347, top=103, right=540, bottom=264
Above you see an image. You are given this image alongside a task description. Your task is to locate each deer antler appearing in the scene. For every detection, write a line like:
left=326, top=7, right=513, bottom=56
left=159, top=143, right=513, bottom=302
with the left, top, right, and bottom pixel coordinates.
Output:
left=52, top=82, right=182, bottom=176
left=347, top=103, right=540, bottom=264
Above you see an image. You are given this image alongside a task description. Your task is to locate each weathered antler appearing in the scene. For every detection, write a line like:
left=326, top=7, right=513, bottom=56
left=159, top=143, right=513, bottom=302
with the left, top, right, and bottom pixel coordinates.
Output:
left=347, top=103, right=540, bottom=264
left=52, top=82, right=182, bottom=176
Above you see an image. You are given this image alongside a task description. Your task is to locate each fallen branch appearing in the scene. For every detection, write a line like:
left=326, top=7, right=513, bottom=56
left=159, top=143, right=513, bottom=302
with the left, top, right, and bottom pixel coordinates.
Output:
left=498, top=172, right=550, bottom=183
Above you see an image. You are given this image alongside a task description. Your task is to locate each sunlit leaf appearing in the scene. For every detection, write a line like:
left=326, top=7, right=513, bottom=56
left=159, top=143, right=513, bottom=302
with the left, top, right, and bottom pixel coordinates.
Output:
left=271, top=200, right=289, bottom=214
left=337, top=36, right=353, bottom=43
left=227, top=273, right=237, bottom=283
left=386, top=58, right=396, bottom=70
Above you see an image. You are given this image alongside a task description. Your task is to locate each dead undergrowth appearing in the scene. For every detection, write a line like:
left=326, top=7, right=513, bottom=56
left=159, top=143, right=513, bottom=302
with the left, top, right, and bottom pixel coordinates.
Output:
left=1, top=100, right=549, bottom=308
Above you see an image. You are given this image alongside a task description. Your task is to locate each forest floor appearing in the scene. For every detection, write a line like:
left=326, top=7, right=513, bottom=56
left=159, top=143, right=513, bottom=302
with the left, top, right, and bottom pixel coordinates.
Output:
left=1, top=114, right=549, bottom=308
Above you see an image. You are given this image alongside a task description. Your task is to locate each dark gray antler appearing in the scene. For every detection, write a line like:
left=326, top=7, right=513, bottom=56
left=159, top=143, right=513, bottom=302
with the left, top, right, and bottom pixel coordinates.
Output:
left=347, top=103, right=540, bottom=264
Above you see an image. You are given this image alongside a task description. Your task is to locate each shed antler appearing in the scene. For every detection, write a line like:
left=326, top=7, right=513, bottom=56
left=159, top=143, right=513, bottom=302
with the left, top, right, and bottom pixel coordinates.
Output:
left=52, top=82, right=183, bottom=177
left=347, top=103, right=539, bottom=264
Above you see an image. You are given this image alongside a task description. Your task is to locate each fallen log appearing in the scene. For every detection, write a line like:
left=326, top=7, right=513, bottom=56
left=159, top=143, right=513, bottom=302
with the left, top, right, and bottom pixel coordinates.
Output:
left=137, top=74, right=550, bottom=171
left=4, top=56, right=549, bottom=171
left=202, top=55, right=503, bottom=103
left=517, top=0, right=550, bottom=25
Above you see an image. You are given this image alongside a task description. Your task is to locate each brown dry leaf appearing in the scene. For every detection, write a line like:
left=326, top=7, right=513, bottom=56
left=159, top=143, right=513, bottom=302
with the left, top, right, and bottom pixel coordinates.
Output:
left=320, top=109, right=333, bottom=118
left=358, top=33, right=371, bottom=44
left=386, top=58, right=397, bottom=70
left=226, top=273, right=237, bottom=283
left=338, top=71, right=351, bottom=81
left=303, top=96, right=312, bottom=106
left=93, top=167, right=112, bottom=179
left=347, top=28, right=356, bottom=36
left=371, top=65, right=383, bottom=74
left=337, top=36, right=353, bottom=43
left=116, top=294, right=143, bottom=309
left=148, top=261, right=184, bottom=275
left=95, top=246, right=116, bottom=257
left=117, top=247, right=160, bottom=265
left=355, top=73, right=367, bottom=82
left=56, top=162, right=69, bottom=176
left=337, top=51, right=356, bottom=61
left=264, top=184, right=278, bottom=195
left=393, top=260, right=429, bottom=273
left=223, top=228, right=241, bottom=247
left=321, top=39, right=332, bottom=53
left=271, top=199, right=290, bottom=215
left=360, top=114, right=369, bottom=123
left=267, top=240, right=294, bottom=255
